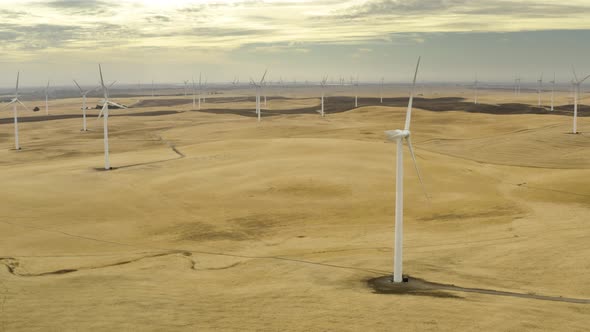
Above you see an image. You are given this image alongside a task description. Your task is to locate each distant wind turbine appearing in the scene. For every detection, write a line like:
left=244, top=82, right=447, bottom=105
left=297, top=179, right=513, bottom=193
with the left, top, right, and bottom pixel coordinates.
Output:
left=183, top=80, right=189, bottom=96
left=250, top=69, right=267, bottom=122
left=97, top=64, right=127, bottom=170
left=320, top=75, right=328, bottom=117
left=2, top=72, right=29, bottom=150
left=571, top=67, right=590, bottom=134
left=73, top=79, right=99, bottom=131
left=514, top=76, right=521, bottom=95
left=384, top=56, right=428, bottom=283
left=352, top=75, right=359, bottom=108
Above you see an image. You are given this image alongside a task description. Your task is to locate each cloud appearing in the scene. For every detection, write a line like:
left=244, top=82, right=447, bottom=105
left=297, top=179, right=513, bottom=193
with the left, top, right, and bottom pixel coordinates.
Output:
left=337, top=0, right=466, bottom=18
left=0, top=0, right=589, bottom=63
left=40, top=0, right=114, bottom=15
left=42, top=0, right=109, bottom=9
left=146, top=15, right=171, bottom=23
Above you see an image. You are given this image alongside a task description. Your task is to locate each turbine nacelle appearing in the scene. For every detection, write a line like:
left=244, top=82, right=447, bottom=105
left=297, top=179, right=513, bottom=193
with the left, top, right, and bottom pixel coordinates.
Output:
left=385, top=129, right=410, bottom=141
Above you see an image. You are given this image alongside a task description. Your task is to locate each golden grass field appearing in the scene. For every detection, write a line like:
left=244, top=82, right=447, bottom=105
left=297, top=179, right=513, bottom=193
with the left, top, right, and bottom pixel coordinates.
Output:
left=0, top=87, right=589, bottom=331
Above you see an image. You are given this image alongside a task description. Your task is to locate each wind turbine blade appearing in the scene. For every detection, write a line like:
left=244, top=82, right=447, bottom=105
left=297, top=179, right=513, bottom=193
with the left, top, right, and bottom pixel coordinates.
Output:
left=73, top=80, right=83, bottom=94
left=107, top=101, right=127, bottom=109
left=1, top=100, right=16, bottom=110
left=260, top=69, right=267, bottom=84
left=108, top=80, right=117, bottom=88
left=98, top=103, right=107, bottom=119
left=17, top=100, right=30, bottom=112
left=581, top=74, right=590, bottom=84
left=572, top=66, right=579, bottom=82
left=16, top=71, right=20, bottom=96
left=406, top=136, right=429, bottom=201
left=46, top=80, right=50, bottom=90
left=99, top=64, right=105, bottom=89
left=404, top=56, right=421, bottom=131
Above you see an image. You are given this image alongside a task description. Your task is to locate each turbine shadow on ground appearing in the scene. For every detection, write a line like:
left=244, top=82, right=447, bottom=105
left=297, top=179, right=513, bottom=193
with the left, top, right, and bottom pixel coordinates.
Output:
left=368, top=276, right=590, bottom=304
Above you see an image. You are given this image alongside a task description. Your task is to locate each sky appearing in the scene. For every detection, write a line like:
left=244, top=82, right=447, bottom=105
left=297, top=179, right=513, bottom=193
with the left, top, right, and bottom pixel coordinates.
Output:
left=1, top=0, right=590, bottom=87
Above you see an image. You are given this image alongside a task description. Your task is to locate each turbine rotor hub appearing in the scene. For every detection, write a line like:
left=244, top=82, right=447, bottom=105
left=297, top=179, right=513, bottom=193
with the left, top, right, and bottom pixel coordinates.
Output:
left=385, top=129, right=411, bottom=141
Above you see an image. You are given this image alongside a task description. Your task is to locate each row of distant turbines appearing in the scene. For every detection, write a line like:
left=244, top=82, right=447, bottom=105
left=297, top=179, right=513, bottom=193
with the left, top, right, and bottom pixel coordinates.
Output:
left=472, top=69, right=590, bottom=133
left=1, top=60, right=589, bottom=285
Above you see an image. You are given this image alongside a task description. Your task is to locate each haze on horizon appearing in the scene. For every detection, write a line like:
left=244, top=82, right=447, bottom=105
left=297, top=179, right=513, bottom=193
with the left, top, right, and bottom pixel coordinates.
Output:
left=1, top=0, right=590, bottom=87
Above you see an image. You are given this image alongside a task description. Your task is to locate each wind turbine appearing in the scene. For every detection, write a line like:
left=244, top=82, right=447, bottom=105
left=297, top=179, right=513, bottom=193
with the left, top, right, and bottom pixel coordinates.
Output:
left=97, top=64, right=127, bottom=170
left=537, top=73, right=543, bottom=107
left=44, top=80, right=50, bottom=115
left=250, top=69, right=267, bottom=122
left=183, top=80, right=189, bottom=96
left=351, top=75, right=359, bottom=108
left=97, top=80, right=118, bottom=119
left=2, top=71, right=29, bottom=150
left=320, top=75, right=328, bottom=117
left=514, top=76, right=521, bottom=95
left=384, top=56, right=427, bottom=283
left=572, top=67, right=590, bottom=134
left=550, top=73, right=555, bottom=111
left=73, top=80, right=99, bottom=131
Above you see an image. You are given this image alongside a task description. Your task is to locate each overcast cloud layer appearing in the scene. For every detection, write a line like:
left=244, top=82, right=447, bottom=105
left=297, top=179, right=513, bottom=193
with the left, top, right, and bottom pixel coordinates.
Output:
left=1, top=0, right=589, bottom=85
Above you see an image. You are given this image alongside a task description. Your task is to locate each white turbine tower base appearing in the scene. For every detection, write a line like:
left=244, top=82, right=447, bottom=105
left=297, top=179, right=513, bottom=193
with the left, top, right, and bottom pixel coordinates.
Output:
left=385, top=56, right=427, bottom=283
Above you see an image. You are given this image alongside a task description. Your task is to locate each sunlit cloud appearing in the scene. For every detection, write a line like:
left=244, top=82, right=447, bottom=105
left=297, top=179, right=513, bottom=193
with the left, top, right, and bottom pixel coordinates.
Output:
left=0, top=1, right=588, bottom=85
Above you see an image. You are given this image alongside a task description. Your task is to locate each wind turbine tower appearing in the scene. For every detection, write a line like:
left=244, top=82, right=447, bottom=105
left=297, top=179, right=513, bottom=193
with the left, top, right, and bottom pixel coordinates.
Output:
left=2, top=72, right=29, bottom=150
left=73, top=80, right=99, bottom=132
left=97, top=64, right=128, bottom=170
left=320, top=75, right=328, bottom=117
left=384, top=57, right=427, bottom=283
left=250, top=70, right=267, bottom=122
